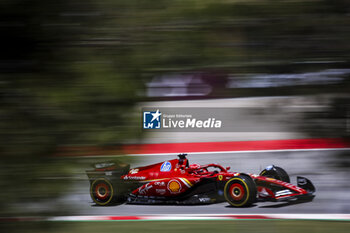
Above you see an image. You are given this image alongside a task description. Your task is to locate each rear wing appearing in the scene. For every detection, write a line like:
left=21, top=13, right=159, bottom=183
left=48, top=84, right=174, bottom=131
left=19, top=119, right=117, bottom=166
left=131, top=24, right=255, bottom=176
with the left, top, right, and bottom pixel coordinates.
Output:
left=86, top=161, right=130, bottom=180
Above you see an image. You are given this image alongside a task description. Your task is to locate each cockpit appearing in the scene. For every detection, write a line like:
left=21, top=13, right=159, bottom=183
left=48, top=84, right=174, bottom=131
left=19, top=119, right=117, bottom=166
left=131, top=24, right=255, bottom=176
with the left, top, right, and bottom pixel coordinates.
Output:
left=177, top=153, right=230, bottom=176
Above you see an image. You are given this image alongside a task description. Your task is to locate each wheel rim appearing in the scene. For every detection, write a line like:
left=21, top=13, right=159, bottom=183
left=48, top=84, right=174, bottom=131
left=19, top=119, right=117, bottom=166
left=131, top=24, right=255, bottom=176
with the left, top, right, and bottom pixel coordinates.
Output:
left=229, top=183, right=245, bottom=201
left=95, top=183, right=110, bottom=200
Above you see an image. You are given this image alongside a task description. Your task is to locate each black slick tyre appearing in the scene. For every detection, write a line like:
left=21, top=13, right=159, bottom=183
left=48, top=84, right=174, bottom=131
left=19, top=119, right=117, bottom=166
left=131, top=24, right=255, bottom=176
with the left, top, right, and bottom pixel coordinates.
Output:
left=90, top=178, right=114, bottom=206
left=224, top=174, right=257, bottom=207
left=259, top=165, right=290, bottom=183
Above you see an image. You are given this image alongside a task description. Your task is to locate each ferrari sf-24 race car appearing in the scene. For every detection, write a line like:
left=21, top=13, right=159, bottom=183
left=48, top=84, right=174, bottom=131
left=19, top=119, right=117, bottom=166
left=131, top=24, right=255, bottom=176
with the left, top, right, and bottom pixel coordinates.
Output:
left=86, top=154, right=315, bottom=207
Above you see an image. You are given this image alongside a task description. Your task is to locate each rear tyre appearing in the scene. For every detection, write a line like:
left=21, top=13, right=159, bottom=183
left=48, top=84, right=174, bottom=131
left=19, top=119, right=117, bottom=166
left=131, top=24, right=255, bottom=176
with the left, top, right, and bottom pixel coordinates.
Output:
left=90, top=178, right=114, bottom=206
left=224, top=174, right=257, bottom=207
left=259, top=165, right=290, bottom=183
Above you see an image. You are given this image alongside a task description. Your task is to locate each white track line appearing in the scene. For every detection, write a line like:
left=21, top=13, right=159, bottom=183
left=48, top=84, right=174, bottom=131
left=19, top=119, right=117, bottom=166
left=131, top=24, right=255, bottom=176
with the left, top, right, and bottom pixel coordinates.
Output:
left=46, top=214, right=350, bottom=221
left=3, top=214, right=350, bottom=221
left=62, top=147, right=350, bottom=158
left=127, top=148, right=350, bottom=156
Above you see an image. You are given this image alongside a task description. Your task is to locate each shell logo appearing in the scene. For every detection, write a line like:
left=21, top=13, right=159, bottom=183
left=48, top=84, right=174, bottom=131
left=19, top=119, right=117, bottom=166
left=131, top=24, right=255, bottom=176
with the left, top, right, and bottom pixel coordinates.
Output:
left=167, top=180, right=181, bottom=193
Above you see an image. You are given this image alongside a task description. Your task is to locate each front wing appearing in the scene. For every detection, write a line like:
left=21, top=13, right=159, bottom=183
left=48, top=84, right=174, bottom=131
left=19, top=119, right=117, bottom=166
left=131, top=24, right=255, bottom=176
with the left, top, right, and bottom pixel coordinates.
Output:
left=254, top=175, right=315, bottom=202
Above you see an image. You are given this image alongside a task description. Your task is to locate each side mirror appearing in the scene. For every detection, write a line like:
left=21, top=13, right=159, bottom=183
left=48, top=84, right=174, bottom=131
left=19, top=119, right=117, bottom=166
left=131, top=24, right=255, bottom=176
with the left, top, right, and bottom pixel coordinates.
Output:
left=226, top=166, right=231, bottom=171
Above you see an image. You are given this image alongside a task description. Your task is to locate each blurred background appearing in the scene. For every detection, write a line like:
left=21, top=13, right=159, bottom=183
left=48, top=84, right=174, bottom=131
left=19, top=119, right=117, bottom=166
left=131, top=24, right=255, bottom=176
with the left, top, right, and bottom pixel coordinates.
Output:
left=0, top=0, right=349, bottom=232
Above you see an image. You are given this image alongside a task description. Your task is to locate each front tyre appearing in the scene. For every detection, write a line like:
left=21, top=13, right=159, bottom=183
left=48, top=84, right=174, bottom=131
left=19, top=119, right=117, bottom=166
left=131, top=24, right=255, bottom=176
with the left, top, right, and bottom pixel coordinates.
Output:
left=224, top=174, right=257, bottom=207
left=259, top=165, right=290, bottom=183
left=90, top=178, right=114, bottom=206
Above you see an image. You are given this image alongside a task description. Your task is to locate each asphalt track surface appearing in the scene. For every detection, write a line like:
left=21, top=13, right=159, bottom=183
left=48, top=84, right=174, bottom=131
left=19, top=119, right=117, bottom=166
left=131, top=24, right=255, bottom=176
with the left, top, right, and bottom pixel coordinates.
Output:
left=61, top=150, right=350, bottom=215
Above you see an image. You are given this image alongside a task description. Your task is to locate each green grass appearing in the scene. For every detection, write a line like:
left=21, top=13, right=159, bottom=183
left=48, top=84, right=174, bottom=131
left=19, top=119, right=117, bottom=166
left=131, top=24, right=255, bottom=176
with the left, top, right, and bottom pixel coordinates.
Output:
left=3, top=220, right=349, bottom=233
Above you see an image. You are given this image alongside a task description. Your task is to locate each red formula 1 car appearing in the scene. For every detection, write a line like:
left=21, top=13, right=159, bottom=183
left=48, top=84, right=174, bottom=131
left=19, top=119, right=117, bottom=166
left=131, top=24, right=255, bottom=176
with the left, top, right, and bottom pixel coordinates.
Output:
left=86, top=154, right=315, bottom=207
